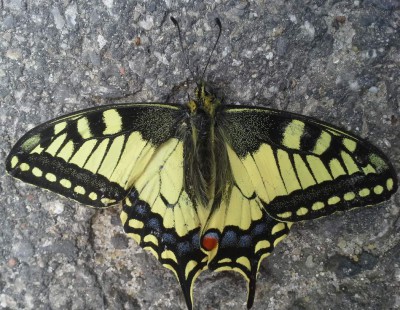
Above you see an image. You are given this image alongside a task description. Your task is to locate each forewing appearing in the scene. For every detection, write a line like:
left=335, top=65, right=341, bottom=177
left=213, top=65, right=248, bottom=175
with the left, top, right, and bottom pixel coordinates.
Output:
left=120, top=137, right=207, bottom=310
left=219, top=105, right=398, bottom=222
left=6, top=103, right=185, bottom=208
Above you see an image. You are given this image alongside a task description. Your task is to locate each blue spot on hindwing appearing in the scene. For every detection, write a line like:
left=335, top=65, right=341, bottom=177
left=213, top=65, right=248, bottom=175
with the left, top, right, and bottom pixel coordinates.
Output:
left=135, top=202, right=148, bottom=216
left=238, top=235, right=252, bottom=248
left=252, top=223, right=266, bottom=236
left=220, top=230, right=237, bottom=247
left=162, top=233, right=176, bottom=245
left=148, top=218, right=161, bottom=233
left=192, top=233, right=200, bottom=249
left=177, top=241, right=191, bottom=255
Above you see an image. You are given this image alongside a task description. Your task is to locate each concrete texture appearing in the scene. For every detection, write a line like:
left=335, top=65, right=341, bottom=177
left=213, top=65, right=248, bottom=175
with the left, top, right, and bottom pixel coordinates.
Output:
left=1, top=1, right=399, bottom=309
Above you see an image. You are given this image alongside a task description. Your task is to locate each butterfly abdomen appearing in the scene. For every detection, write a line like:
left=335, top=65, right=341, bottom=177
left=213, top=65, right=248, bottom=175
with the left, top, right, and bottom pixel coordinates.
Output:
left=184, top=107, right=214, bottom=205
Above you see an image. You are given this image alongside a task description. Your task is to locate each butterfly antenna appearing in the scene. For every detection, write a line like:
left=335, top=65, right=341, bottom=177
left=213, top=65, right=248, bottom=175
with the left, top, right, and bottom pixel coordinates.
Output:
left=170, top=16, right=196, bottom=80
left=201, top=17, right=222, bottom=81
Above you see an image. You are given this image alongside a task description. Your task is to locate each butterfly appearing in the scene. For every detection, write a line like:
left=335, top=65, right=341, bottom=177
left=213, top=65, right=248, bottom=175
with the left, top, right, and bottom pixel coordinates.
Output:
left=5, top=17, right=398, bottom=310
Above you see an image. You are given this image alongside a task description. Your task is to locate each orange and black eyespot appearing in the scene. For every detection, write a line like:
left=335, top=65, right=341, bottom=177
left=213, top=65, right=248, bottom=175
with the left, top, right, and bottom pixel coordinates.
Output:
left=201, top=231, right=219, bottom=251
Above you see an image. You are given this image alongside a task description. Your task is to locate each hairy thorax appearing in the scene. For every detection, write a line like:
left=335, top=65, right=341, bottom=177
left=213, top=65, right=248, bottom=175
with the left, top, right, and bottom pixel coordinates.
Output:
left=182, top=85, right=232, bottom=211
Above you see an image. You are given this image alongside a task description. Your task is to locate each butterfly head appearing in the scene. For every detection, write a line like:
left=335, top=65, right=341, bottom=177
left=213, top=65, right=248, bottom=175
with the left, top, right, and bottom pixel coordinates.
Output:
left=187, top=81, right=221, bottom=117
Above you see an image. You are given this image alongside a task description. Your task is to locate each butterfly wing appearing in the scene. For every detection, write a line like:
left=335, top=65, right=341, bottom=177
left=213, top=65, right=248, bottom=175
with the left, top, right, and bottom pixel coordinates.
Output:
left=202, top=105, right=398, bottom=307
left=203, top=177, right=292, bottom=308
left=120, top=137, right=208, bottom=309
left=6, top=102, right=208, bottom=309
left=6, top=103, right=186, bottom=208
left=219, top=105, right=397, bottom=222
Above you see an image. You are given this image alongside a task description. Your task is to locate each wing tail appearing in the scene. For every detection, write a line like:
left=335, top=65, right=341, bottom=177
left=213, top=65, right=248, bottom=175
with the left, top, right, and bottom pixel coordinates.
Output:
left=121, top=188, right=207, bottom=310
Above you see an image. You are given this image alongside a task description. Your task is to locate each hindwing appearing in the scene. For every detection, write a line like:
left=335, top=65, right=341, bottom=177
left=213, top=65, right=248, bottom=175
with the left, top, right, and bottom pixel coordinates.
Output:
left=200, top=162, right=292, bottom=308
left=120, top=137, right=207, bottom=309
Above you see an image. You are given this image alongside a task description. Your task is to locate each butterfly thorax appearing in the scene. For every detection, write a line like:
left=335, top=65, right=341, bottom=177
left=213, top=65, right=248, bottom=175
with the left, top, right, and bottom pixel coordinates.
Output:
left=184, top=83, right=231, bottom=211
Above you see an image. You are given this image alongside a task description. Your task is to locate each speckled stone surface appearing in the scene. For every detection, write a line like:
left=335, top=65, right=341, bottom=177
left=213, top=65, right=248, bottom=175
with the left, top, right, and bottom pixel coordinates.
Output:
left=1, top=1, right=399, bottom=309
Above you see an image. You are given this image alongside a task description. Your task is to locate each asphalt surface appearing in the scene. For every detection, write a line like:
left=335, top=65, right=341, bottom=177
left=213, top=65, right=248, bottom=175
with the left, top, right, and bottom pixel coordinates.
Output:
left=1, top=1, right=399, bottom=309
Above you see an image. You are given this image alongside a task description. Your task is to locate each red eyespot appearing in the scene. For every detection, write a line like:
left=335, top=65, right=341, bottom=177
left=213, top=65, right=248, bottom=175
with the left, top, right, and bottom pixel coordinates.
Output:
left=201, top=233, right=219, bottom=251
